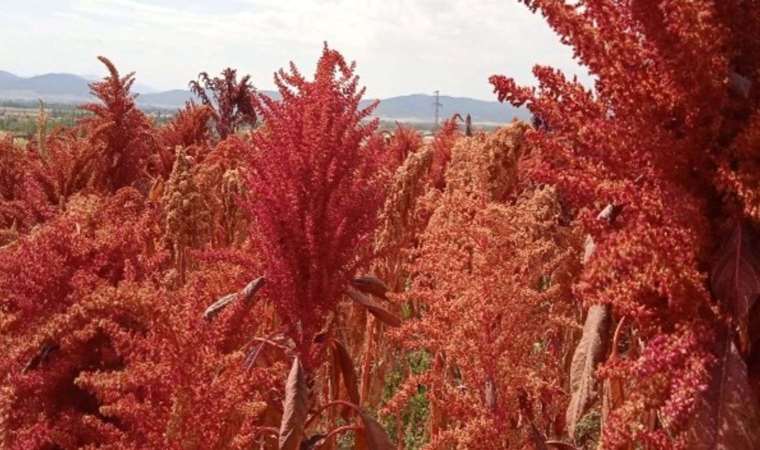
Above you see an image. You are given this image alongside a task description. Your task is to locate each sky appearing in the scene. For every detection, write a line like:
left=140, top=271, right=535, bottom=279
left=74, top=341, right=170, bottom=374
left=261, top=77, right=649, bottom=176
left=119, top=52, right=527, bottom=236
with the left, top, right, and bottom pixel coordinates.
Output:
left=1, top=0, right=589, bottom=100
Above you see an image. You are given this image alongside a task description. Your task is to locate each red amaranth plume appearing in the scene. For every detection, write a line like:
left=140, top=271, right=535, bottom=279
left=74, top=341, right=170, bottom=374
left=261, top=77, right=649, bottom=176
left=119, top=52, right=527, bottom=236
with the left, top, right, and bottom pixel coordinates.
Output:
left=386, top=123, right=423, bottom=169
left=161, top=102, right=213, bottom=149
left=79, top=56, right=155, bottom=191
left=244, top=44, right=386, bottom=364
left=429, top=116, right=461, bottom=190
left=491, top=1, right=760, bottom=446
left=189, top=68, right=257, bottom=140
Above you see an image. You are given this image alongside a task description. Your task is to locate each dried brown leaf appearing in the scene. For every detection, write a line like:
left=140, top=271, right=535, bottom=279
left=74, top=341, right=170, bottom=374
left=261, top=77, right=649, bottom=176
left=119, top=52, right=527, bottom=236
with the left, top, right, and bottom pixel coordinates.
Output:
left=346, top=288, right=401, bottom=327
left=203, top=276, right=265, bottom=320
left=203, top=292, right=237, bottom=320
left=596, top=204, right=622, bottom=224
left=278, top=357, right=309, bottom=450
left=582, top=235, right=596, bottom=265
left=332, top=340, right=361, bottom=406
left=240, top=276, right=266, bottom=303
left=566, top=304, right=610, bottom=439
left=484, top=377, right=496, bottom=411
left=351, top=276, right=390, bottom=300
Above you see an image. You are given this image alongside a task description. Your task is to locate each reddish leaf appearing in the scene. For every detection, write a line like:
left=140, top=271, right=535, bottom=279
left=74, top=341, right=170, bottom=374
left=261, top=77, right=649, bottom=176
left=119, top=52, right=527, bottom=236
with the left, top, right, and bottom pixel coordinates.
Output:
left=529, top=422, right=549, bottom=450
left=278, top=357, right=309, bottom=450
left=566, top=304, right=610, bottom=439
left=711, top=222, right=760, bottom=354
left=332, top=340, right=361, bottom=406
left=346, top=288, right=401, bottom=327
left=729, top=70, right=752, bottom=99
left=351, top=276, right=390, bottom=300
left=688, top=334, right=760, bottom=450
left=356, top=411, right=394, bottom=450
left=601, top=376, right=624, bottom=426
left=300, top=434, right=327, bottom=450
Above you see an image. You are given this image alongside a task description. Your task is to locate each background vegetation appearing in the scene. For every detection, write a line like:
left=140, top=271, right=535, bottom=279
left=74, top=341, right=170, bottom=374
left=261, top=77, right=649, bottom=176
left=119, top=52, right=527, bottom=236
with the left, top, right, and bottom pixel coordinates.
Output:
left=2, top=1, right=760, bottom=450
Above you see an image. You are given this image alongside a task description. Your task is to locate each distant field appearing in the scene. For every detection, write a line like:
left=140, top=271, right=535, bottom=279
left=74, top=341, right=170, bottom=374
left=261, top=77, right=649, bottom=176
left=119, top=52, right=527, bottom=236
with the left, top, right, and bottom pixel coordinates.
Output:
left=0, top=103, right=501, bottom=138
left=0, top=102, right=173, bottom=137
left=0, top=103, right=83, bottom=137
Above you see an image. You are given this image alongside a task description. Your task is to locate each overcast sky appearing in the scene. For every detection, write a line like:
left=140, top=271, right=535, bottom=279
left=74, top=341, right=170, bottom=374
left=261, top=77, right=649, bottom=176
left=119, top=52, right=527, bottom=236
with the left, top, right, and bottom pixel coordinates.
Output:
left=1, top=0, right=588, bottom=100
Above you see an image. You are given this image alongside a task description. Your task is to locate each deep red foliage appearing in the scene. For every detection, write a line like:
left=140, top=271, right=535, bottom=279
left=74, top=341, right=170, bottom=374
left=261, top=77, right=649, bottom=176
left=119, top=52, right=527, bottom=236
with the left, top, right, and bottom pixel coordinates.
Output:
left=5, top=5, right=759, bottom=448
left=0, top=189, right=164, bottom=449
left=244, top=44, right=386, bottom=367
left=386, top=126, right=579, bottom=449
left=0, top=137, right=56, bottom=233
left=189, top=68, right=257, bottom=139
left=428, top=117, right=461, bottom=190
left=385, top=124, right=423, bottom=169
left=80, top=57, right=156, bottom=191
left=491, top=1, right=760, bottom=447
left=154, top=102, right=215, bottom=176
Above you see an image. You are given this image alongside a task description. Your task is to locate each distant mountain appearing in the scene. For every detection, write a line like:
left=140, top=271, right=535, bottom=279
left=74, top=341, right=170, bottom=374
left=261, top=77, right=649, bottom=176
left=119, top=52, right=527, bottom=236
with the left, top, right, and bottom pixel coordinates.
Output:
left=0, top=70, right=527, bottom=123
left=0, top=71, right=159, bottom=104
left=362, top=94, right=528, bottom=123
left=137, top=89, right=196, bottom=108
left=0, top=72, right=92, bottom=102
left=0, top=71, right=20, bottom=83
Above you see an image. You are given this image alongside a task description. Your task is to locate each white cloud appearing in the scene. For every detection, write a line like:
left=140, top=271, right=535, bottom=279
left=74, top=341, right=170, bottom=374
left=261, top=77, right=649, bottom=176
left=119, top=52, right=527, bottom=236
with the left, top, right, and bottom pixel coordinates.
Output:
left=0, top=0, right=589, bottom=100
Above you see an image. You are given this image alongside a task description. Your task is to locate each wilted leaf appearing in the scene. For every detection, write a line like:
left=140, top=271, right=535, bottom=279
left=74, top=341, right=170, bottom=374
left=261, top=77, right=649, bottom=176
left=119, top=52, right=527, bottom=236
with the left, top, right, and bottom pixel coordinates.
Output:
left=528, top=422, right=549, bottom=450
left=601, top=318, right=626, bottom=425
left=356, top=411, right=394, bottom=450
left=332, top=340, right=360, bottom=406
left=711, top=222, right=760, bottom=354
left=582, top=235, right=596, bottom=265
left=279, top=357, right=309, bottom=450
left=22, top=341, right=58, bottom=373
left=203, top=276, right=265, bottom=320
left=484, top=377, right=496, bottom=411
left=596, top=204, right=622, bottom=224
left=245, top=334, right=296, bottom=370
left=244, top=341, right=266, bottom=370
left=313, top=315, right=335, bottom=344
left=203, top=292, right=236, bottom=320
left=351, top=276, right=390, bottom=300
left=240, top=276, right=266, bottom=302
left=566, top=304, right=610, bottom=439
left=601, top=377, right=624, bottom=425
left=688, top=333, right=760, bottom=450
left=346, top=288, right=401, bottom=327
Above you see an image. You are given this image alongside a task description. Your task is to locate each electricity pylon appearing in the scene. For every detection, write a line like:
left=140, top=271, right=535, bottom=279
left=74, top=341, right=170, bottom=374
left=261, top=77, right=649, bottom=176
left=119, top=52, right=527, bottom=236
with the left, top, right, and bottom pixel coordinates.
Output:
left=433, top=90, right=443, bottom=129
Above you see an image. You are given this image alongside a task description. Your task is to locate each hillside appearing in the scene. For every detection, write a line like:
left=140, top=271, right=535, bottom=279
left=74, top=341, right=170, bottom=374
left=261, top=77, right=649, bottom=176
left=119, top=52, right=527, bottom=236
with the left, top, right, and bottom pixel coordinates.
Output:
left=0, top=71, right=527, bottom=123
